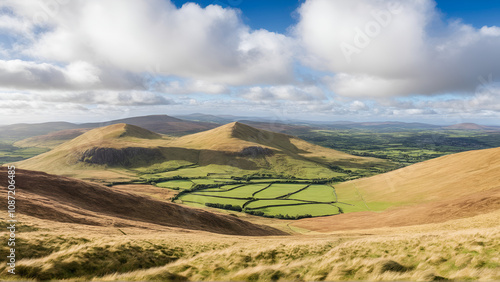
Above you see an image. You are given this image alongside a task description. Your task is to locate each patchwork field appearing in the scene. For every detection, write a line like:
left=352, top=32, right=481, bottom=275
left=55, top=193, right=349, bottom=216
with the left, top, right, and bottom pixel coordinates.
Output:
left=172, top=181, right=342, bottom=218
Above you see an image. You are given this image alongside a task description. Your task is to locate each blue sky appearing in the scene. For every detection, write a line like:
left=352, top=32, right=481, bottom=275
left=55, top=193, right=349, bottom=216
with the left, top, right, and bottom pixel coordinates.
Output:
left=0, top=0, right=499, bottom=125
left=172, top=0, right=500, bottom=33
left=435, top=0, right=500, bottom=28
left=171, top=0, right=305, bottom=34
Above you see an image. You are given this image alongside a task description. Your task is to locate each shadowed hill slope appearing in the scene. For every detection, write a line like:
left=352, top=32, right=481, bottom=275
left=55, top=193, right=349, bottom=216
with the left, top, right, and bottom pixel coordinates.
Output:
left=0, top=167, right=285, bottom=236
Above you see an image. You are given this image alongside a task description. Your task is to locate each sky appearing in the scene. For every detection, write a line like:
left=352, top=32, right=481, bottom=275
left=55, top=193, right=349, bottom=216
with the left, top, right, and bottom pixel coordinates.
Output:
left=0, top=0, right=499, bottom=125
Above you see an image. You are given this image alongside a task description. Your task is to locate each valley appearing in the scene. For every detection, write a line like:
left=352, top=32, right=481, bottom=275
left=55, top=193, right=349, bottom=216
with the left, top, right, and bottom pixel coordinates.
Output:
left=1, top=115, right=500, bottom=280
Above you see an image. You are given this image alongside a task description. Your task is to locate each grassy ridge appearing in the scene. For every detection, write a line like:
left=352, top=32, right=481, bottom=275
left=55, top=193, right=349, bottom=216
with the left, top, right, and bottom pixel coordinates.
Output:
left=3, top=215, right=500, bottom=281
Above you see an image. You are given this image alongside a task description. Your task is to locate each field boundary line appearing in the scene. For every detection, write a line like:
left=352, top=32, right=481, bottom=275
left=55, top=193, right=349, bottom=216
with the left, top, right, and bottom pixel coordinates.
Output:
left=353, top=183, right=371, bottom=211
left=252, top=183, right=274, bottom=197
left=279, top=184, right=311, bottom=199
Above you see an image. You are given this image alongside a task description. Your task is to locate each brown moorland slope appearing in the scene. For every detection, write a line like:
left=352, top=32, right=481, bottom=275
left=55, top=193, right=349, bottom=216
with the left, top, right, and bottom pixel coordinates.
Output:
left=1, top=167, right=284, bottom=236
left=293, top=147, right=500, bottom=232
left=335, top=146, right=500, bottom=205
left=293, top=187, right=500, bottom=232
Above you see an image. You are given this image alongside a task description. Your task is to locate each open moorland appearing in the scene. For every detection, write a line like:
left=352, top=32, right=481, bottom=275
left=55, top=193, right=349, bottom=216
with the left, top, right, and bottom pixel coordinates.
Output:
left=1, top=116, right=500, bottom=281
left=1, top=166, right=499, bottom=281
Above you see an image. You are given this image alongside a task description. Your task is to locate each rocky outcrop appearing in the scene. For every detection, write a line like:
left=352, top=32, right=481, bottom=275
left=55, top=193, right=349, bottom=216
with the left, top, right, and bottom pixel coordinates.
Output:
left=79, top=147, right=164, bottom=166
left=239, top=146, right=274, bottom=158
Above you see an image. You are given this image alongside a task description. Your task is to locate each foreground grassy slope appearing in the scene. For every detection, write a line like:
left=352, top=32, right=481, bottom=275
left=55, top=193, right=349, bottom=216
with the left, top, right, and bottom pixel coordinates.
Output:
left=1, top=209, right=499, bottom=281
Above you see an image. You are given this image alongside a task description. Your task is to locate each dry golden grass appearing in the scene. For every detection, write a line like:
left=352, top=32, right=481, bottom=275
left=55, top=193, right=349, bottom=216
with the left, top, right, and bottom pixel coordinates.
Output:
left=1, top=164, right=500, bottom=281
left=1, top=210, right=499, bottom=281
left=335, top=147, right=500, bottom=207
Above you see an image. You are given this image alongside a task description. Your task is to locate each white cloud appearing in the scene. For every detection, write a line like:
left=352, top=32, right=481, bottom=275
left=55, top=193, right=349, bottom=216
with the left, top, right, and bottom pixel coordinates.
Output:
left=295, top=0, right=500, bottom=97
left=2, top=0, right=294, bottom=86
left=240, top=85, right=325, bottom=101
left=480, top=26, right=500, bottom=37
left=1, top=90, right=174, bottom=106
left=157, top=79, right=229, bottom=94
left=0, top=60, right=145, bottom=90
left=0, top=0, right=499, bottom=124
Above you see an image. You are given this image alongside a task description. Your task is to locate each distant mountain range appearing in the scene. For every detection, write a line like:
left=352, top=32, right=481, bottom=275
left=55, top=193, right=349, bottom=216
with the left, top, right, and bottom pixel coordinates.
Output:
left=0, top=115, right=217, bottom=140
left=2, top=114, right=499, bottom=143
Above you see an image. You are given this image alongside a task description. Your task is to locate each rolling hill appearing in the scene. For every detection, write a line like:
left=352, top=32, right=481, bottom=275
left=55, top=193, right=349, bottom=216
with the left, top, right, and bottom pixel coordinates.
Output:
left=81, top=114, right=218, bottom=135
left=16, top=122, right=394, bottom=181
left=293, top=146, right=500, bottom=231
left=0, top=122, right=80, bottom=141
left=0, top=167, right=283, bottom=236
left=13, top=128, right=90, bottom=149
left=0, top=115, right=218, bottom=144
left=443, top=123, right=500, bottom=131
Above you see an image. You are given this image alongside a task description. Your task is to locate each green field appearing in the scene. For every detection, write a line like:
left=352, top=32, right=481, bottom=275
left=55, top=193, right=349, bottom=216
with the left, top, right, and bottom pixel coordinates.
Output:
left=255, top=203, right=341, bottom=217
left=156, top=179, right=194, bottom=189
left=254, top=183, right=308, bottom=198
left=0, top=141, right=49, bottom=164
left=299, top=129, right=500, bottom=166
left=289, top=184, right=337, bottom=202
left=245, top=199, right=309, bottom=209
left=180, top=194, right=249, bottom=207
left=195, top=184, right=268, bottom=197
left=177, top=182, right=342, bottom=218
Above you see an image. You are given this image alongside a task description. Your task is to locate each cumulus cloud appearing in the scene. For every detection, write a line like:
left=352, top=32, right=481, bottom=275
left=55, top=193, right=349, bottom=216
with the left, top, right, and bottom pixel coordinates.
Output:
left=0, top=60, right=145, bottom=90
left=2, top=0, right=294, bottom=86
left=0, top=0, right=499, bottom=123
left=157, top=79, right=229, bottom=94
left=240, top=85, right=325, bottom=101
left=1, top=90, right=174, bottom=106
left=295, top=0, right=500, bottom=97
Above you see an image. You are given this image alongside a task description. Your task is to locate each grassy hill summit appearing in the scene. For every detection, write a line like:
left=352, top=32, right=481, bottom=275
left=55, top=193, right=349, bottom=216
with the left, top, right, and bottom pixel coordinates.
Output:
left=16, top=122, right=395, bottom=182
left=69, top=123, right=163, bottom=143
left=169, top=121, right=302, bottom=153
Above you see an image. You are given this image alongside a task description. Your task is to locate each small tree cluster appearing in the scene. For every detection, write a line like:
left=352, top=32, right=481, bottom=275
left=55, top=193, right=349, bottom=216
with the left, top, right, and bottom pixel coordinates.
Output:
left=205, top=203, right=242, bottom=212
left=244, top=209, right=313, bottom=220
